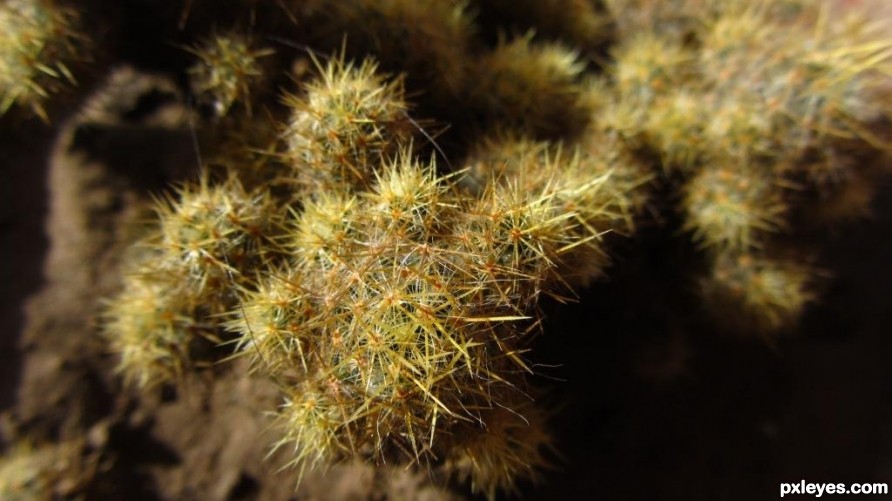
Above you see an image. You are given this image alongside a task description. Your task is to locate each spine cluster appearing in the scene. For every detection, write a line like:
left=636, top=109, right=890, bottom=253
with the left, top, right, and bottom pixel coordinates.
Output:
left=0, top=438, right=96, bottom=500
left=602, top=1, right=891, bottom=333
left=0, top=0, right=87, bottom=121
left=5, top=0, right=888, bottom=497
left=104, top=53, right=641, bottom=497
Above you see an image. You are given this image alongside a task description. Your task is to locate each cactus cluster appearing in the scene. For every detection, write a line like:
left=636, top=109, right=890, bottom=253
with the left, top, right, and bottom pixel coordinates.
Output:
left=602, top=0, right=891, bottom=333
left=103, top=175, right=281, bottom=387
left=0, top=0, right=87, bottom=121
left=0, top=439, right=96, bottom=501
left=103, top=51, right=643, bottom=497
left=4, top=0, right=891, bottom=498
left=103, top=0, right=892, bottom=495
left=187, top=32, right=274, bottom=117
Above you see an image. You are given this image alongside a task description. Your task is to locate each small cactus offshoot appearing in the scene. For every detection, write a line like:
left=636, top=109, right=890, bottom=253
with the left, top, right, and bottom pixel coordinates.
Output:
left=282, top=57, right=412, bottom=193
left=0, top=439, right=96, bottom=501
left=701, top=252, right=814, bottom=334
left=187, top=32, right=273, bottom=117
left=0, top=0, right=87, bottom=120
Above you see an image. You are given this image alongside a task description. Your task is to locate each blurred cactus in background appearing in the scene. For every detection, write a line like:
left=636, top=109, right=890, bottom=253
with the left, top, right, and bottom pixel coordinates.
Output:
left=0, top=438, right=97, bottom=501
left=0, top=0, right=88, bottom=121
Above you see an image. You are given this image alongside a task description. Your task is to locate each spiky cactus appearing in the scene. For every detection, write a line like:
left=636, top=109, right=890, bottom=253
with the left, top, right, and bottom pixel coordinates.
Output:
left=100, top=53, right=642, bottom=497
left=12, top=0, right=883, bottom=498
left=0, top=0, right=87, bottom=120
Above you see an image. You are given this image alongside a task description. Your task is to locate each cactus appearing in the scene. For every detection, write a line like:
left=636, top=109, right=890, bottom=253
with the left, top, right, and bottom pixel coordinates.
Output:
left=5, top=0, right=891, bottom=498
left=470, top=0, right=614, bottom=58
left=282, top=56, right=413, bottom=193
left=682, top=163, right=786, bottom=252
left=186, top=32, right=273, bottom=117
left=103, top=174, right=283, bottom=386
left=443, top=396, right=555, bottom=499
left=471, top=35, right=595, bottom=139
left=301, top=0, right=475, bottom=118
left=593, top=0, right=890, bottom=334
left=0, top=439, right=96, bottom=501
left=701, top=252, right=814, bottom=334
left=97, top=49, right=635, bottom=497
left=0, top=0, right=88, bottom=120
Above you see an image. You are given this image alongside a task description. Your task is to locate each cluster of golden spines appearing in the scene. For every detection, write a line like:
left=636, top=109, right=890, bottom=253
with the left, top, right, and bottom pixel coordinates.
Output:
left=470, top=0, right=614, bottom=57
left=94, top=0, right=892, bottom=495
left=0, top=439, right=95, bottom=501
left=602, top=0, right=702, bottom=38
left=0, top=0, right=86, bottom=120
left=187, top=32, right=274, bottom=117
left=443, top=398, right=555, bottom=500
left=602, top=0, right=891, bottom=333
left=104, top=53, right=640, bottom=497
left=604, top=0, right=809, bottom=40
left=103, top=275, right=197, bottom=388
left=301, top=0, right=474, bottom=105
left=473, top=35, right=592, bottom=138
left=282, top=58, right=412, bottom=194
left=463, top=134, right=650, bottom=289
left=612, top=34, right=692, bottom=108
left=299, top=0, right=616, bottom=144
left=104, top=176, right=283, bottom=386
left=232, top=149, right=617, bottom=476
left=152, top=177, right=281, bottom=295
left=597, top=33, right=695, bottom=152
left=698, top=6, right=891, bottom=169
left=682, top=165, right=786, bottom=252
left=702, top=253, right=814, bottom=333
left=607, top=1, right=890, bottom=181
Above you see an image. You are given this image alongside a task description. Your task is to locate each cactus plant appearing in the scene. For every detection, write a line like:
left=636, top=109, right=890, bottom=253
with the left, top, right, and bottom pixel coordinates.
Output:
left=0, top=0, right=88, bottom=120
left=4, top=0, right=891, bottom=498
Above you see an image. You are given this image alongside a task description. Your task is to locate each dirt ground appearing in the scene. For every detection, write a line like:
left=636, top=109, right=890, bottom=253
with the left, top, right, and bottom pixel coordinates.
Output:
left=3, top=1, right=892, bottom=500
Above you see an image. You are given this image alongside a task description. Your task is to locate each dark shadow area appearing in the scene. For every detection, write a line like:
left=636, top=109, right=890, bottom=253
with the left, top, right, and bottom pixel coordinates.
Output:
left=0, top=122, right=53, bottom=412
left=527, top=187, right=892, bottom=500
left=228, top=473, right=260, bottom=501
left=90, top=419, right=181, bottom=501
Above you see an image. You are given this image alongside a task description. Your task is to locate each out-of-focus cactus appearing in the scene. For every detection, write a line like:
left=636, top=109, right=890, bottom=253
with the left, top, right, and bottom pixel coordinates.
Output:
left=471, top=35, right=595, bottom=139
left=187, top=32, right=273, bottom=117
left=597, top=0, right=890, bottom=334
left=0, top=0, right=88, bottom=120
left=0, top=439, right=96, bottom=501
left=16, top=0, right=880, bottom=497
